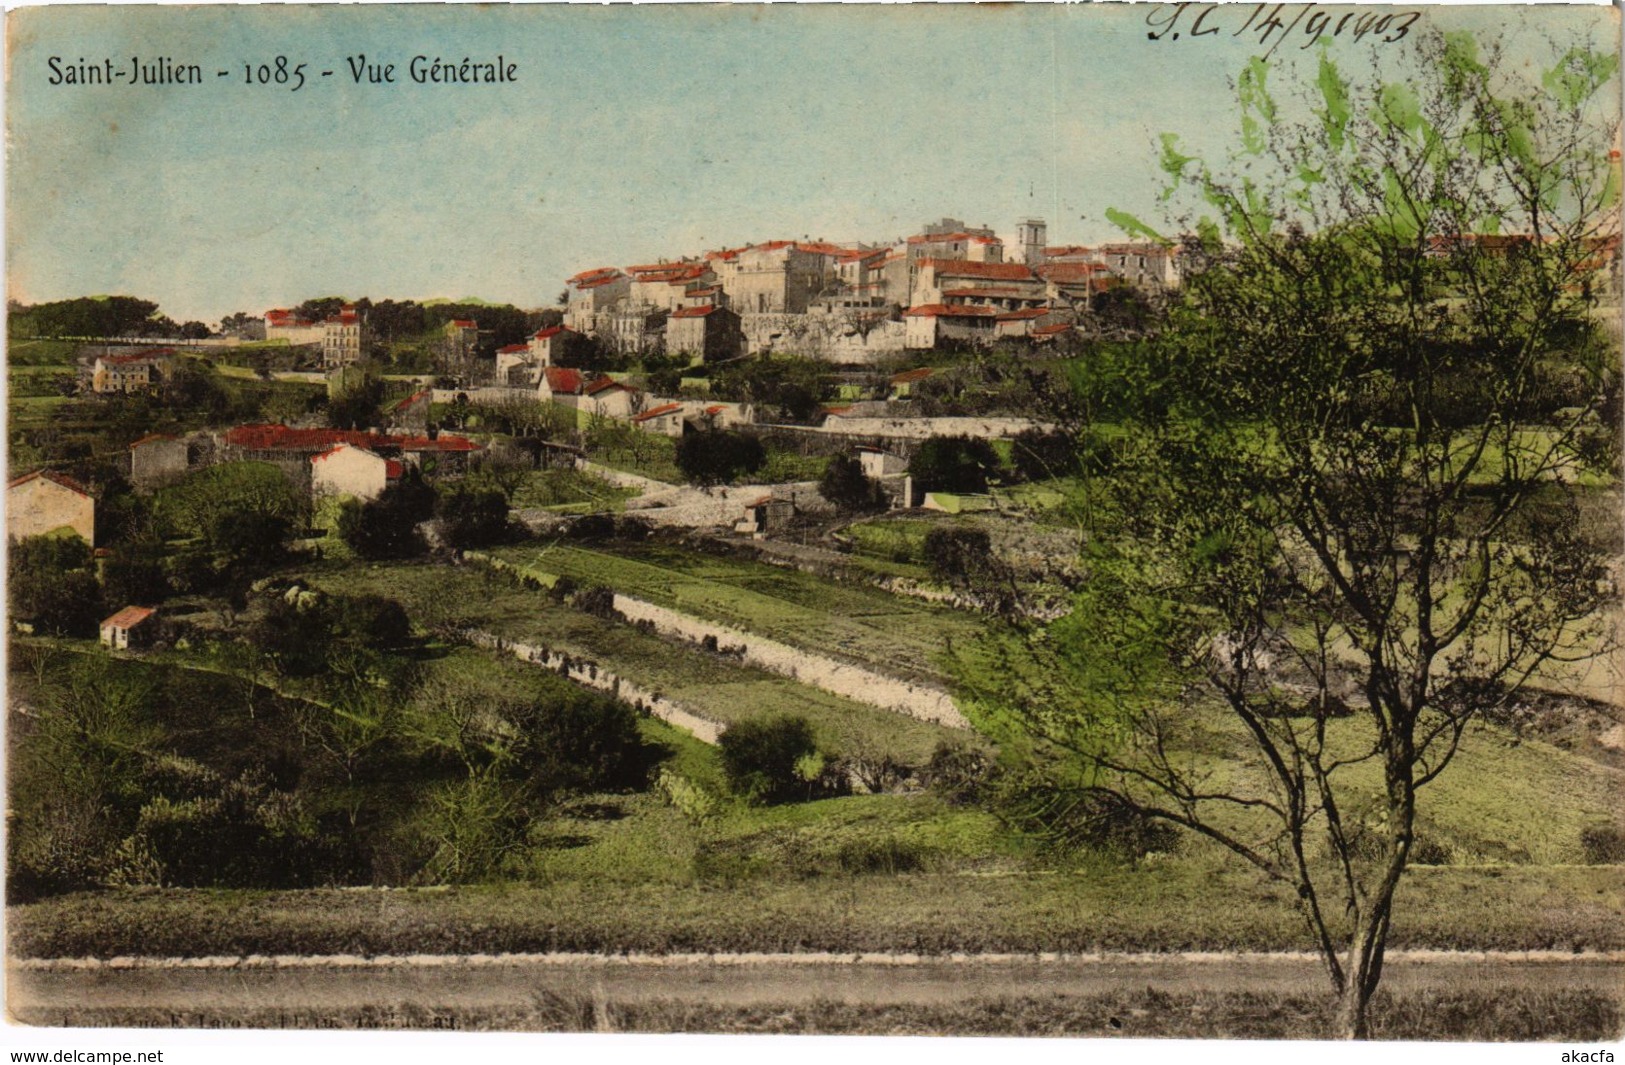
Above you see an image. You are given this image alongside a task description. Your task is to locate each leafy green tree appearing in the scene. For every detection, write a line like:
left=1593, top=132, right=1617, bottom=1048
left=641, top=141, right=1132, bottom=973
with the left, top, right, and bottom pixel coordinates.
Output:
left=435, top=483, right=511, bottom=550
left=907, top=434, right=1000, bottom=493
left=337, top=484, right=429, bottom=560
left=8, top=536, right=102, bottom=637
left=717, top=715, right=824, bottom=804
left=674, top=430, right=766, bottom=486
left=818, top=453, right=887, bottom=513
left=981, top=32, right=1620, bottom=1038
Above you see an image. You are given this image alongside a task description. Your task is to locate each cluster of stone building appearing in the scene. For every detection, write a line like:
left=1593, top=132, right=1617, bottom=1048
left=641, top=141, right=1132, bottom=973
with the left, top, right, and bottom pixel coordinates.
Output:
left=560, top=217, right=1183, bottom=362
left=263, top=304, right=370, bottom=368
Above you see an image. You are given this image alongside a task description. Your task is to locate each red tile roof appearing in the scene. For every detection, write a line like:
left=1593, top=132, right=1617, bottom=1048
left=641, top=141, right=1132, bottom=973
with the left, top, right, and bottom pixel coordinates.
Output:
left=129, top=433, right=178, bottom=449
left=393, top=389, right=433, bottom=411
left=890, top=367, right=936, bottom=384
left=904, top=304, right=998, bottom=318
left=704, top=405, right=725, bottom=416
left=8, top=469, right=91, bottom=496
left=543, top=367, right=584, bottom=394
left=532, top=325, right=567, bottom=341
left=570, top=266, right=621, bottom=283
left=1039, top=263, right=1109, bottom=283
left=632, top=402, right=683, bottom=423
left=794, top=241, right=851, bottom=257
left=748, top=495, right=773, bottom=508
left=918, top=259, right=1035, bottom=281
left=997, top=308, right=1049, bottom=321
left=705, top=247, right=745, bottom=262
left=1031, top=323, right=1074, bottom=338
left=576, top=274, right=625, bottom=290
left=100, top=350, right=169, bottom=365
left=586, top=377, right=638, bottom=396
left=224, top=424, right=480, bottom=453
left=670, top=306, right=718, bottom=318
left=497, top=344, right=530, bottom=355
left=449, top=319, right=477, bottom=329
left=908, top=232, right=1001, bottom=245
left=1043, top=246, right=1094, bottom=258
left=385, top=459, right=404, bottom=479
left=101, top=605, right=156, bottom=630
left=942, top=287, right=1045, bottom=300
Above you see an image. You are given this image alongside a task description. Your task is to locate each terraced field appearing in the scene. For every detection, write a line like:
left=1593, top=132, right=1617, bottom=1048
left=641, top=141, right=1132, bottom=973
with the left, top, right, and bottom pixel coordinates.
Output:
left=309, top=561, right=967, bottom=764
left=488, top=542, right=987, bottom=686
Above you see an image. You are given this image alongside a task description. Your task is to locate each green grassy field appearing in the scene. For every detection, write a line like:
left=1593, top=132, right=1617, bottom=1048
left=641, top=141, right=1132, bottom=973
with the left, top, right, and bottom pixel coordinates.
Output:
left=307, top=561, right=962, bottom=764
left=7, top=339, right=82, bottom=366
left=11, top=857, right=1622, bottom=959
left=488, top=542, right=985, bottom=686
left=509, top=468, right=638, bottom=512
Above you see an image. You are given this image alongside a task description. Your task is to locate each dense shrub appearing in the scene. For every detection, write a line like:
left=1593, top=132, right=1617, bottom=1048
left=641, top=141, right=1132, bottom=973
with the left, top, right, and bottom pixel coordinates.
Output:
left=818, top=453, right=887, bottom=513
left=8, top=535, right=102, bottom=637
left=907, top=434, right=1000, bottom=493
left=1010, top=428, right=1081, bottom=482
left=1580, top=820, right=1625, bottom=864
left=718, top=715, right=825, bottom=805
left=337, top=486, right=428, bottom=560
left=923, top=741, right=996, bottom=806
left=923, top=527, right=992, bottom=581
left=507, top=690, right=659, bottom=796
left=436, top=483, right=511, bottom=550
left=572, top=584, right=621, bottom=620
left=675, top=430, right=765, bottom=487
left=567, top=513, right=616, bottom=541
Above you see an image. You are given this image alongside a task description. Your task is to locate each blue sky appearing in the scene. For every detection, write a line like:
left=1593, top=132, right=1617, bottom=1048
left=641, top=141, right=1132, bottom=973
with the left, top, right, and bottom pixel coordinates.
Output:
left=5, top=3, right=1616, bottom=323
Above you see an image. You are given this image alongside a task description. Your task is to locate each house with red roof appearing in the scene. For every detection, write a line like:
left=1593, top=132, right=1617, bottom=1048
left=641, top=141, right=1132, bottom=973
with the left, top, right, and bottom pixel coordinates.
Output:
left=91, top=349, right=171, bottom=394
left=8, top=469, right=95, bottom=545
left=390, top=389, right=434, bottom=432
left=630, top=401, right=686, bottom=437
left=264, top=309, right=324, bottom=346
left=100, top=605, right=158, bottom=650
left=223, top=424, right=480, bottom=485
left=528, top=324, right=590, bottom=368
left=538, top=365, right=585, bottom=405
left=911, top=259, right=1044, bottom=309
left=565, top=268, right=632, bottom=333
left=311, top=442, right=402, bottom=503
left=583, top=376, right=644, bottom=420
left=322, top=305, right=369, bottom=369
left=721, top=243, right=836, bottom=315
left=666, top=305, right=743, bottom=362
left=496, top=343, right=536, bottom=387
left=906, top=220, right=1004, bottom=264
left=903, top=303, right=1000, bottom=349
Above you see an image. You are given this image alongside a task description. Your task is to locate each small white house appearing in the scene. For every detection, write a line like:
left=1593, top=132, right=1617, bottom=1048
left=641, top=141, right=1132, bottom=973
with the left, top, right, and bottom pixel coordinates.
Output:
left=100, top=605, right=157, bottom=650
left=310, top=443, right=401, bottom=502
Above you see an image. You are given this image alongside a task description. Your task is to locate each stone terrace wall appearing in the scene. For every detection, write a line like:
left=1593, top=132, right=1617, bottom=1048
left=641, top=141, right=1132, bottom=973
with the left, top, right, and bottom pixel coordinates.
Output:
left=610, top=595, right=968, bottom=730
left=462, top=628, right=722, bottom=744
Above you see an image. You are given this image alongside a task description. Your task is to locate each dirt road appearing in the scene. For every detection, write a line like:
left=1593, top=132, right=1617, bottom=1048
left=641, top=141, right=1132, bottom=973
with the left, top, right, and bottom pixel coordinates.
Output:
left=11, top=951, right=1623, bottom=1027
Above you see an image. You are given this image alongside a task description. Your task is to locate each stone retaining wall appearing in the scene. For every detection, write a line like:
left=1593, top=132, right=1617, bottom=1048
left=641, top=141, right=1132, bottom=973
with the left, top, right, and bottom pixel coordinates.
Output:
left=461, top=628, right=722, bottom=744
left=609, top=596, right=967, bottom=729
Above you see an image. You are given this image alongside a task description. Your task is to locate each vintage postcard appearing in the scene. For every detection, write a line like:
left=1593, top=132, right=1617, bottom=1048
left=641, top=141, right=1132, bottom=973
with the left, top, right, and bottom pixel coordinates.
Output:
left=4, top=1, right=1622, bottom=1056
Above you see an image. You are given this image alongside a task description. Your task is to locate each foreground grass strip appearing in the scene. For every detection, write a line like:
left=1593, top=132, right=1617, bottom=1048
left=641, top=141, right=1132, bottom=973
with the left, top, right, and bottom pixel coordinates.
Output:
left=13, top=865, right=1623, bottom=959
